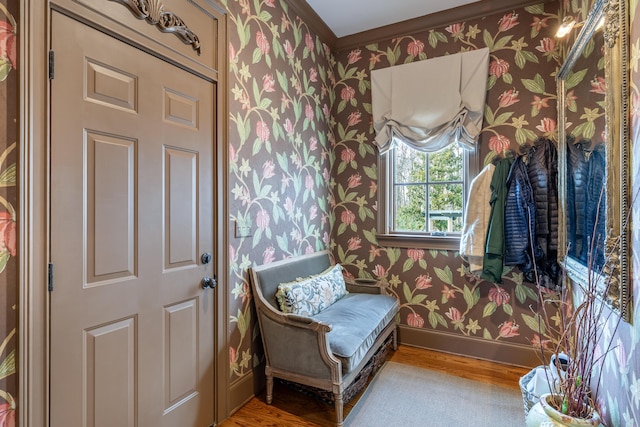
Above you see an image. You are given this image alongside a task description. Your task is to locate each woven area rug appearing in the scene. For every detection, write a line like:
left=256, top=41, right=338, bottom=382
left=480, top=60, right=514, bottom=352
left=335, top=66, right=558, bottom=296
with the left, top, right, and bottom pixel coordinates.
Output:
left=345, top=361, right=525, bottom=427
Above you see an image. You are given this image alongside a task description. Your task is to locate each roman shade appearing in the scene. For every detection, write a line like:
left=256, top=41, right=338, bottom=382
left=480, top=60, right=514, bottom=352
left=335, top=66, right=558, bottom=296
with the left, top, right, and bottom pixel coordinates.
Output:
left=371, top=47, right=490, bottom=154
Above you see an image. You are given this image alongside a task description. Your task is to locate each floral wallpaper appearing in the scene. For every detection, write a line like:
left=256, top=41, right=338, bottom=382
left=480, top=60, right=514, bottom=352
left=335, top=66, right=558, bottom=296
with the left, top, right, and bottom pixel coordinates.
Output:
left=331, top=4, right=561, bottom=350
left=0, top=1, right=17, bottom=426
left=222, top=0, right=335, bottom=381
left=597, top=1, right=640, bottom=425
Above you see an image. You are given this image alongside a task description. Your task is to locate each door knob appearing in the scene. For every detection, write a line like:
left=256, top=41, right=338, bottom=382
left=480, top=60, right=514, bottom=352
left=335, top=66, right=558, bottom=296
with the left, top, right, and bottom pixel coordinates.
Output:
left=201, top=275, right=216, bottom=289
left=201, top=252, right=212, bottom=264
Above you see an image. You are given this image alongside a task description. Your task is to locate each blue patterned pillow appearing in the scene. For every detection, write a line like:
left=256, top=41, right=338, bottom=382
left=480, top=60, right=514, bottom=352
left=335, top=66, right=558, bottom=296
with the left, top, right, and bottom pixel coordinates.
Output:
left=275, top=264, right=348, bottom=316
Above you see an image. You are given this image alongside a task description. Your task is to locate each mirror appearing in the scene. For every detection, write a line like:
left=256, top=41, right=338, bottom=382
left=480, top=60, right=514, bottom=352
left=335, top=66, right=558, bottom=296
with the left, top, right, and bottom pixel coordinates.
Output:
left=557, top=0, right=631, bottom=322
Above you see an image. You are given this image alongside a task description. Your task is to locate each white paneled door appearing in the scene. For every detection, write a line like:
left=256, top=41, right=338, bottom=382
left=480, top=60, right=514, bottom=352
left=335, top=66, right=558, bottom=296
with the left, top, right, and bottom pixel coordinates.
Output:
left=50, top=11, right=216, bottom=427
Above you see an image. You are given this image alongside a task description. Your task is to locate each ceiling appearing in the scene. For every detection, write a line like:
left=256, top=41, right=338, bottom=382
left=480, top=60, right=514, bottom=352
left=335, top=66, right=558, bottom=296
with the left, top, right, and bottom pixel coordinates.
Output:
left=305, top=0, right=482, bottom=38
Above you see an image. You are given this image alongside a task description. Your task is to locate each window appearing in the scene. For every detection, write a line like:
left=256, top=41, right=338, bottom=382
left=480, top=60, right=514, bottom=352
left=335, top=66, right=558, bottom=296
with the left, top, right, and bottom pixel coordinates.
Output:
left=377, top=140, right=478, bottom=250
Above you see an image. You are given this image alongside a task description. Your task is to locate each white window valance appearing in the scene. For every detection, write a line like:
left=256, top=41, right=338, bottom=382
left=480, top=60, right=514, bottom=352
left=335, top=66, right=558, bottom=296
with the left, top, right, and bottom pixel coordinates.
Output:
left=371, top=47, right=490, bottom=154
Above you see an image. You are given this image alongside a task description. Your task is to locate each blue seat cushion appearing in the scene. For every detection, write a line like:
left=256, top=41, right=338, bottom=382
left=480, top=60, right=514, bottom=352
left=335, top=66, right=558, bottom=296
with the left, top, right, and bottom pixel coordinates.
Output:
left=311, top=293, right=398, bottom=373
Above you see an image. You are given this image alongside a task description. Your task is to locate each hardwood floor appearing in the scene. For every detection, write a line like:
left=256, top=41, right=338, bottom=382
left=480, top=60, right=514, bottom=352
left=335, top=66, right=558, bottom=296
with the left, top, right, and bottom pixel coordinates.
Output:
left=219, top=345, right=531, bottom=426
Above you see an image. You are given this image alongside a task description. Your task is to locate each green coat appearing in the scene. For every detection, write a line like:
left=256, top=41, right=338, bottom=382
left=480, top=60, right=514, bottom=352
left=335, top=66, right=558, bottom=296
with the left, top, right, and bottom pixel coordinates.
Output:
left=481, top=157, right=513, bottom=283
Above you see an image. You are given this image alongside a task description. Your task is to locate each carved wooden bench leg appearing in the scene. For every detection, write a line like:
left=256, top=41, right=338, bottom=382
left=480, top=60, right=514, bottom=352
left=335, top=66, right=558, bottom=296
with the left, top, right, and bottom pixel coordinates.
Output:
left=334, top=392, right=344, bottom=427
left=266, top=374, right=274, bottom=404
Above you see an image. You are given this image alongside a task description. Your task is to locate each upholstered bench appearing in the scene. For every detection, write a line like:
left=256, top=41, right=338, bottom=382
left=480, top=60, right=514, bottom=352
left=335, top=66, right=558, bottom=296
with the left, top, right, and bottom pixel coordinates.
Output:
left=249, top=250, right=399, bottom=427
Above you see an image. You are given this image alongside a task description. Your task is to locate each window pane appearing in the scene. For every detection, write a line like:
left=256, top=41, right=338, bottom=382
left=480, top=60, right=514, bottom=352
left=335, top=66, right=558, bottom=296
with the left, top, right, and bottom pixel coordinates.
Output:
left=428, top=144, right=463, bottom=182
left=428, top=183, right=463, bottom=232
left=394, top=144, right=426, bottom=184
left=394, top=184, right=426, bottom=231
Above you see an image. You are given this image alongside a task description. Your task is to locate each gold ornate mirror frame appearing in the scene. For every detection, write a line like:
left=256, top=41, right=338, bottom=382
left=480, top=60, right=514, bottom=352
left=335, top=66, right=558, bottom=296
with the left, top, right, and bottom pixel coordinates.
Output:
left=557, top=0, right=631, bottom=322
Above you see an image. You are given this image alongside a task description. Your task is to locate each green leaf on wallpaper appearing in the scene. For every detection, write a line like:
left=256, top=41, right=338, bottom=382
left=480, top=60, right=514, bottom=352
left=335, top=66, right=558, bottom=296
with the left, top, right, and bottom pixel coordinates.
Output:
left=484, top=105, right=495, bottom=125
left=503, top=73, right=513, bottom=85
left=337, top=222, right=347, bottom=236
left=337, top=99, right=347, bottom=115
left=252, top=228, right=262, bottom=248
left=0, top=250, right=10, bottom=275
left=514, top=51, right=527, bottom=69
left=493, top=112, right=514, bottom=127
left=337, top=61, right=347, bottom=79
left=276, top=233, right=289, bottom=252
left=412, top=294, right=427, bottom=305
left=236, top=308, right=248, bottom=340
left=564, top=68, right=588, bottom=90
left=362, top=103, right=372, bottom=115
left=463, top=285, right=475, bottom=310
left=337, top=161, right=347, bottom=175
left=358, top=206, right=373, bottom=221
left=493, top=35, right=513, bottom=51
left=276, top=152, right=289, bottom=173
left=361, top=166, right=375, bottom=181
left=429, top=249, right=438, bottom=259
left=386, top=47, right=397, bottom=66
left=573, top=121, right=595, bottom=139
left=434, top=266, right=453, bottom=285
left=252, top=47, right=263, bottom=64
left=430, top=312, right=447, bottom=329
left=388, top=248, right=401, bottom=265
left=487, top=75, right=497, bottom=91
left=398, top=283, right=410, bottom=304
left=503, top=303, right=513, bottom=316
left=482, top=30, right=494, bottom=50
left=252, top=138, right=262, bottom=156
left=273, top=39, right=284, bottom=61
left=234, top=113, right=248, bottom=142
left=0, top=349, right=15, bottom=380
left=483, top=302, right=497, bottom=317
left=483, top=329, right=493, bottom=339
left=514, top=283, right=535, bottom=304
left=524, top=4, right=544, bottom=14
left=516, top=128, right=537, bottom=145
left=521, top=313, right=546, bottom=335
left=402, top=258, right=414, bottom=272
left=294, top=26, right=302, bottom=48
left=363, top=229, right=377, bottom=244
left=358, top=80, right=368, bottom=95
left=484, top=151, right=497, bottom=167
left=235, top=18, right=250, bottom=49
left=258, top=10, right=272, bottom=23
left=521, top=74, right=545, bottom=94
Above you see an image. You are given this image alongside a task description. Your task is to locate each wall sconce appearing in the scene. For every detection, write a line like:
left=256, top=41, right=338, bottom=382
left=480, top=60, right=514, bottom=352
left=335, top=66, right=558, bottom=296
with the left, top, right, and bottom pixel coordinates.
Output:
left=556, top=16, right=578, bottom=38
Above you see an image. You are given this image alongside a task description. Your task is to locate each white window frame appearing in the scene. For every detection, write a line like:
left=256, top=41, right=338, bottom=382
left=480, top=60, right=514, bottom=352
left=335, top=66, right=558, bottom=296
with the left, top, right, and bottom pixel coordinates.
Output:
left=377, top=144, right=479, bottom=250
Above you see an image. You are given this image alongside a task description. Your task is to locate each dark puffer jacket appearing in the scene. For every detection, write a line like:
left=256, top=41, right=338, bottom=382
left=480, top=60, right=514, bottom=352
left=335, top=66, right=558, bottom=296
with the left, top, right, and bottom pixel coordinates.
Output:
left=504, top=156, right=540, bottom=269
left=566, top=138, right=590, bottom=260
left=527, top=137, right=559, bottom=283
left=584, top=143, right=606, bottom=267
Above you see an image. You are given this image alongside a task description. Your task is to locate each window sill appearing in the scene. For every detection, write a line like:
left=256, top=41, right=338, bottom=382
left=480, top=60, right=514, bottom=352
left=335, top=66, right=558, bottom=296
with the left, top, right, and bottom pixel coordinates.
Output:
left=376, top=233, right=460, bottom=251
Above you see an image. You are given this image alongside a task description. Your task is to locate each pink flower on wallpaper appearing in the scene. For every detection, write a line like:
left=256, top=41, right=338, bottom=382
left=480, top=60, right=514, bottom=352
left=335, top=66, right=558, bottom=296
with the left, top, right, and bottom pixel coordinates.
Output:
left=309, top=67, right=318, bottom=82
left=531, top=16, right=549, bottom=32
left=347, top=236, right=362, bottom=251
left=341, top=86, right=355, bottom=102
left=322, top=231, right=330, bottom=246
left=229, top=346, right=238, bottom=364
left=322, top=104, right=330, bottom=119
left=262, top=73, right=275, bottom=92
left=229, top=244, right=236, bottom=264
left=407, top=39, right=424, bottom=57
left=280, top=12, right=291, bottom=31
left=322, top=167, right=330, bottom=182
left=305, top=32, right=314, bottom=52
left=446, top=307, right=462, bottom=322
left=256, top=209, right=270, bottom=231
left=347, top=111, right=362, bottom=127
left=498, top=12, right=519, bottom=32
left=615, top=338, right=627, bottom=372
left=489, top=58, right=509, bottom=78
left=488, top=287, right=510, bottom=306
left=531, top=95, right=550, bottom=115
left=407, top=248, right=424, bottom=261
left=347, top=173, right=362, bottom=189
left=309, top=205, right=318, bottom=220
left=369, top=181, right=377, bottom=196
left=0, top=212, right=15, bottom=257
left=264, top=0, right=275, bottom=7
left=488, top=134, right=511, bottom=154
left=369, top=52, right=383, bottom=67
left=304, top=245, right=314, bottom=255
left=373, top=264, right=386, bottom=278
left=283, top=39, right=294, bottom=59
left=529, top=333, right=551, bottom=350
left=305, top=103, right=314, bottom=121
left=229, top=42, right=237, bottom=63
left=536, top=117, right=556, bottom=134
left=229, top=144, right=238, bottom=165
left=283, top=118, right=294, bottom=136
left=309, top=136, right=318, bottom=151
left=305, top=174, right=314, bottom=191
left=262, top=160, right=275, bottom=179
left=341, top=209, right=355, bottom=225
left=498, top=89, right=519, bottom=108
left=441, top=285, right=456, bottom=301
left=498, top=321, right=520, bottom=338
left=590, top=76, right=606, bottom=94
left=0, top=401, right=16, bottom=427
left=284, top=197, right=294, bottom=217
left=341, top=147, right=356, bottom=163
left=255, top=31, right=270, bottom=55
left=535, top=37, right=556, bottom=54
left=347, top=49, right=362, bottom=64
left=415, top=274, right=432, bottom=289
left=407, top=313, right=425, bottom=328
left=445, top=22, right=463, bottom=37
left=256, top=120, right=270, bottom=143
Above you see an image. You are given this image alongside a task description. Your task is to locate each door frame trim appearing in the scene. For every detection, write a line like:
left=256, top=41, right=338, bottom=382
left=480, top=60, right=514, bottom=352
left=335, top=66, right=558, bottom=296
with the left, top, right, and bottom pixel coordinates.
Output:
left=19, top=1, right=230, bottom=425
